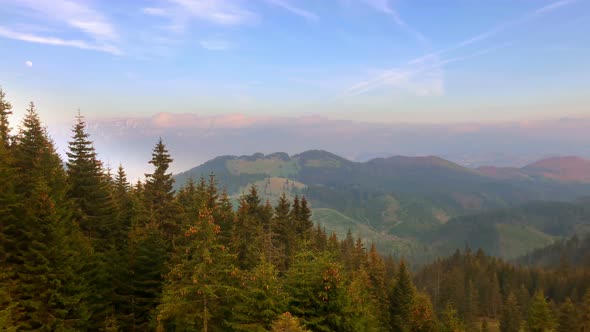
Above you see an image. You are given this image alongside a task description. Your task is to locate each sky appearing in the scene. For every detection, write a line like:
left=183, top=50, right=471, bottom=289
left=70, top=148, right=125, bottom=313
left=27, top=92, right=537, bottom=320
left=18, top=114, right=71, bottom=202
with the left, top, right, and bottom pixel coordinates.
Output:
left=1, top=0, right=589, bottom=125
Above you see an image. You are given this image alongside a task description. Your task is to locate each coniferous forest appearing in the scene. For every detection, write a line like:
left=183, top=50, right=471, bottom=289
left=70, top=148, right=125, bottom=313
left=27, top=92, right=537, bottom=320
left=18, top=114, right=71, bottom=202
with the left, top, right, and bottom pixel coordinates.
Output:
left=2, top=88, right=590, bottom=332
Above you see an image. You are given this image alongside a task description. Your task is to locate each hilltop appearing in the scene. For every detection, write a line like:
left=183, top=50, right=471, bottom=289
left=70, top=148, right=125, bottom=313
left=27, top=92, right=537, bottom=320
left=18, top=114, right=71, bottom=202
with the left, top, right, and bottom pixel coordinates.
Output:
left=174, top=150, right=590, bottom=261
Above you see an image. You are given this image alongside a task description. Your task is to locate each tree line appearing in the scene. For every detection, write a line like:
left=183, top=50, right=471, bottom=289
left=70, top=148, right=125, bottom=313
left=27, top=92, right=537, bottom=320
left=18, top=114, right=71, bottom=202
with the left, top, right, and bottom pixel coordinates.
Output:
left=1, top=87, right=590, bottom=331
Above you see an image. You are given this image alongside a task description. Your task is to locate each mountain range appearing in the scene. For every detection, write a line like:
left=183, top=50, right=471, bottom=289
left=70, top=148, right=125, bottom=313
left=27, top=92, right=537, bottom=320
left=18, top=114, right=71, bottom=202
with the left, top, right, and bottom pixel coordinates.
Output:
left=173, top=150, right=590, bottom=263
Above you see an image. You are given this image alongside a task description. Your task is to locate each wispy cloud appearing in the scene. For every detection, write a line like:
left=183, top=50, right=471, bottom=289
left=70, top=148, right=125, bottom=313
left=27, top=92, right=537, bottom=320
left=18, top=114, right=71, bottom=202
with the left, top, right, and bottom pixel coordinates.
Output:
left=410, top=0, right=579, bottom=64
left=360, top=0, right=428, bottom=44
left=346, top=0, right=579, bottom=97
left=0, top=0, right=120, bottom=54
left=346, top=43, right=512, bottom=97
left=0, top=26, right=122, bottom=55
left=143, top=0, right=257, bottom=31
left=263, top=0, right=319, bottom=21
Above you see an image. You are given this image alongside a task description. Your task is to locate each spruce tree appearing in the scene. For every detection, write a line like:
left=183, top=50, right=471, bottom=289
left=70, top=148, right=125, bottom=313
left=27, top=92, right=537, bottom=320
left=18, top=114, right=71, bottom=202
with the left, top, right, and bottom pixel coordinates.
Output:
left=0, top=87, right=12, bottom=146
left=527, top=291, right=555, bottom=332
left=232, top=186, right=266, bottom=269
left=144, top=138, right=180, bottom=241
left=8, top=104, right=90, bottom=330
left=157, top=207, right=237, bottom=331
left=440, top=302, right=465, bottom=332
left=273, top=192, right=293, bottom=272
left=408, top=293, right=437, bottom=332
left=66, top=113, right=123, bottom=327
left=229, top=259, right=287, bottom=331
left=579, top=288, right=590, bottom=332
left=500, top=293, right=522, bottom=332
left=0, top=88, right=18, bottom=329
left=557, top=298, right=578, bottom=332
left=390, top=259, right=415, bottom=332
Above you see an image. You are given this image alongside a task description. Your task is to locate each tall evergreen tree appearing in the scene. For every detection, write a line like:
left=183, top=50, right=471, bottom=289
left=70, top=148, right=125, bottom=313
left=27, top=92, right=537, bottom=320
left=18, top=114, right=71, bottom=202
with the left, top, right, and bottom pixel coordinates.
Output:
left=527, top=291, right=555, bottom=332
left=229, top=259, right=287, bottom=331
left=66, top=113, right=124, bottom=327
left=500, top=293, right=521, bottom=332
left=0, top=88, right=18, bottom=329
left=7, top=104, right=90, bottom=330
left=232, top=186, right=266, bottom=269
left=144, top=138, right=180, bottom=241
left=0, top=87, right=12, bottom=146
left=157, top=207, right=237, bottom=331
left=439, top=302, right=465, bottom=332
left=557, top=298, right=578, bottom=332
left=579, top=288, right=590, bottom=332
left=66, top=113, right=118, bottom=242
left=390, top=259, right=416, bottom=332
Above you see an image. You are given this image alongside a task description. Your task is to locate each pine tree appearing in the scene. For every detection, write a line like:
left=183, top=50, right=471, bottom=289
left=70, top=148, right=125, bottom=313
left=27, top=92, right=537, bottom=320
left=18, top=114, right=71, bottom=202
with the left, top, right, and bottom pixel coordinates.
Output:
left=232, top=186, right=266, bottom=270
left=271, top=312, right=309, bottom=332
left=295, top=196, right=313, bottom=238
left=500, top=293, right=521, bottom=332
left=440, top=302, right=465, bottom=332
left=144, top=138, right=180, bottom=242
left=0, top=87, right=12, bottom=146
left=66, top=113, right=116, bottom=240
left=367, top=243, right=389, bottom=328
left=390, top=259, right=415, bottom=332
left=229, top=259, right=287, bottom=331
left=342, top=268, right=381, bottom=332
left=579, top=288, right=590, bottom=332
left=409, top=293, right=437, bottom=332
left=66, top=113, right=123, bottom=327
left=285, top=249, right=347, bottom=331
left=527, top=291, right=555, bottom=332
left=157, top=207, right=237, bottom=331
left=8, top=104, right=91, bottom=330
left=0, top=88, right=18, bottom=329
left=128, top=222, right=168, bottom=331
left=557, top=298, right=578, bottom=332
left=273, top=192, right=293, bottom=272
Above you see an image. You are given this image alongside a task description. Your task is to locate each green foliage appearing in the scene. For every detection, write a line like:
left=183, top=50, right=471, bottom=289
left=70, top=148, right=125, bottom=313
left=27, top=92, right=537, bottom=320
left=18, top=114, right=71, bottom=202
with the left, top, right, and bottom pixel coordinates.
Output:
left=390, top=260, right=416, bottom=331
left=229, top=260, right=287, bottom=331
left=578, top=289, right=590, bottom=332
left=157, top=207, right=237, bottom=331
left=4, top=88, right=590, bottom=332
left=500, top=293, right=522, bottom=332
left=527, top=291, right=555, bottom=332
left=271, top=312, right=310, bottom=332
left=557, top=298, right=578, bottom=332
left=440, top=302, right=465, bottom=332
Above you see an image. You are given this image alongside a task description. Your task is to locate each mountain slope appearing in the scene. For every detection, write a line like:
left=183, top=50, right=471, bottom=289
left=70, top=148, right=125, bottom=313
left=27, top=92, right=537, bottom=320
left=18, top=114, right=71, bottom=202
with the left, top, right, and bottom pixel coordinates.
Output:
left=478, top=156, right=590, bottom=183
left=174, top=150, right=590, bottom=260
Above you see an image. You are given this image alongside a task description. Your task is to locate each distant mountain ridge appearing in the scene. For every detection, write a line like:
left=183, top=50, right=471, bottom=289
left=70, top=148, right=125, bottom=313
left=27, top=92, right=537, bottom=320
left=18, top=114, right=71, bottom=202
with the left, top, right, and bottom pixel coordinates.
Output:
left=174, top=150, right=590, bottom=262
left=477, top=156, right=590, bottom=183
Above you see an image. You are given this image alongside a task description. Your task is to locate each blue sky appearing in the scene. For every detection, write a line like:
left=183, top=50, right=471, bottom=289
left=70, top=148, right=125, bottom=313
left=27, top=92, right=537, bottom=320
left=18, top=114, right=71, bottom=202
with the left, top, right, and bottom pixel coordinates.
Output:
left=1, top=0, right=589, bottom=124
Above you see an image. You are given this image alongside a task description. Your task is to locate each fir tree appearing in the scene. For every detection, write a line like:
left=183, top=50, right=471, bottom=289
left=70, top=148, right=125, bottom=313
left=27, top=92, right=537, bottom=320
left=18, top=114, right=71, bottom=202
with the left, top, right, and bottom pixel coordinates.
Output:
left=271, top=312, right=309, bottom=332
left=390, top=259, right=416, bottom=332
left=557, top=298, right=578, bottom=332
left=440, top=302, right=465, bottom=332
left=0, top=87, right=12, bottom=146
left=157, top=207, right=237, bottom=331
left=579, top=288, right=590, bottom=332
left=527, top=291, right=555, bottom=332
left=500, top=293, right=522, bottom=332
left=229, top=259, right=287, bottom=331
left=144, top=138, right=180, bottom=241
left=409, top=293, right=437, bottom=332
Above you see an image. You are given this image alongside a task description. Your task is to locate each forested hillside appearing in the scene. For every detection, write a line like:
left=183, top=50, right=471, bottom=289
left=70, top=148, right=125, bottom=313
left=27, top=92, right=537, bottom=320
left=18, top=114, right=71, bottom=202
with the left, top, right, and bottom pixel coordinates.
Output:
left=2, top=88, right=590, bottom=331
left=175, top=151, right=590, bottom=262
